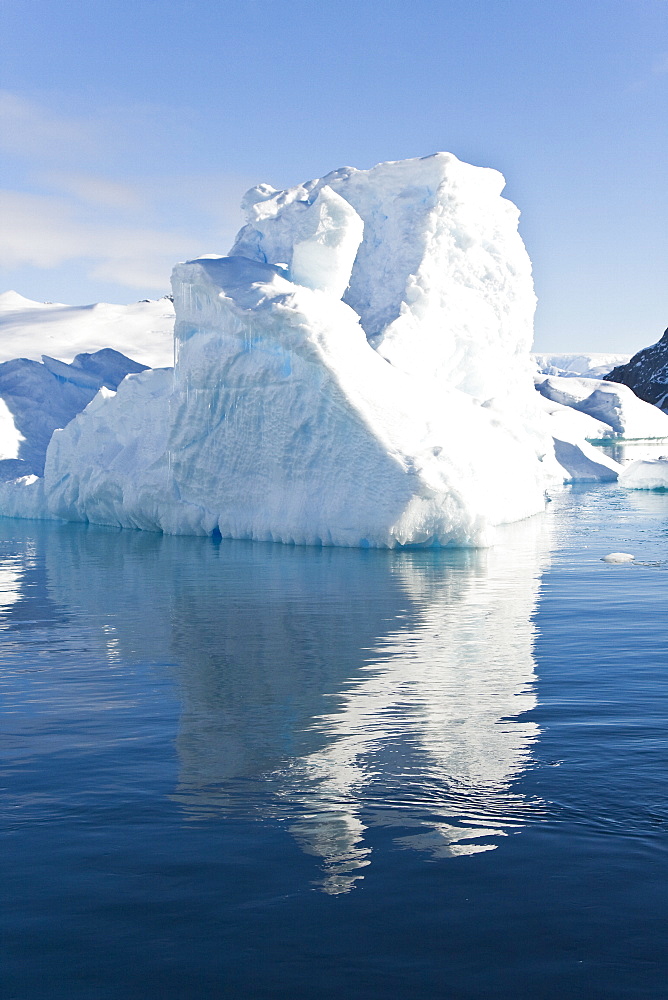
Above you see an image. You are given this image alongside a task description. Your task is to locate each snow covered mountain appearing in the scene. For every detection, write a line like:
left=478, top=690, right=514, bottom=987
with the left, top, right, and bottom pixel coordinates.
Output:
left=604, top=327, right=668, bottom=410
left=0, top=291, right=174, bottom=369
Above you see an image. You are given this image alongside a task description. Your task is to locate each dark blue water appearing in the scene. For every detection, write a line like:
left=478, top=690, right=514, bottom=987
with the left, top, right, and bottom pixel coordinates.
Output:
left=2, top=485, right=668, bottom=999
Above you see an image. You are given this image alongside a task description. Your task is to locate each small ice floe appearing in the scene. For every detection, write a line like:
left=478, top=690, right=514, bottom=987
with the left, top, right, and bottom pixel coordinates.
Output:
left=601, top=552, right=635, bottom=563
left=619, top=458, right=668, bottom=491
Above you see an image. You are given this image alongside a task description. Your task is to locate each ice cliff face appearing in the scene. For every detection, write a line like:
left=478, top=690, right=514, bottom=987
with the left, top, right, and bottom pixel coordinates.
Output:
left=0, top=153, right=610, bottom=547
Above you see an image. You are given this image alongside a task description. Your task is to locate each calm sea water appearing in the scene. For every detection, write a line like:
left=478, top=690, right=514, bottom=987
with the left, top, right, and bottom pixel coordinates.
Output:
left=1, top=483, right=668, bottom=999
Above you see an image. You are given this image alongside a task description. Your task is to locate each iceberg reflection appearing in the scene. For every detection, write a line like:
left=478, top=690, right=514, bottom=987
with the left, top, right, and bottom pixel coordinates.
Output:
left=0, top=512, right=551, bottom=894
left=271, top=520, right=549, bottom=892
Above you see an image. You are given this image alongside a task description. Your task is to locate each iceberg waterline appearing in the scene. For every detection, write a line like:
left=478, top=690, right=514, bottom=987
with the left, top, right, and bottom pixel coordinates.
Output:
left=0, top=153, right=629, bottom=547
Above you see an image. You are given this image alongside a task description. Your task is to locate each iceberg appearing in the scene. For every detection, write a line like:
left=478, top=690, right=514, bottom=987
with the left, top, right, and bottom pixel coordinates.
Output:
left=0, top=154, right=623, bottom=547
left=533, top=393, right=620, bottom=482
left=535, top=374, right=668, bottom=439
left=0, top=349, right=148, bottom=480
left=619, top=458, right=668, bottom=490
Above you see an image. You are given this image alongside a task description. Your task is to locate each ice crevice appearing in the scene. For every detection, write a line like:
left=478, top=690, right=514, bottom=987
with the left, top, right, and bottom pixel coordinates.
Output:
left=0, top=153, right=622, bottom=547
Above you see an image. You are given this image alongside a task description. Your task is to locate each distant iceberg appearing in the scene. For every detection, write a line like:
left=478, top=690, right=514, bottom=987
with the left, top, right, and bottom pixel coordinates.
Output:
left=0, top=350, right=148, bottom=480
left=532, top=352, right=630, bottom=380
left=0, top=154, right=622, bottom=547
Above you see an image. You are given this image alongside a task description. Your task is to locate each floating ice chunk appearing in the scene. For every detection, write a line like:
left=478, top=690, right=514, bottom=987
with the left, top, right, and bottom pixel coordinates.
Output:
left=619, top=458, right=668, bottom=490
left=533, top=394, right=621, bottom=481
left=551, top=438, right=620, bottom=483
left=536, top=375, right=668, bottom=439
left=601, top=552, right=635, bottom=563
left=166, top=255, right=548, bottom=546
left=2, top=248, right=549, bottom=546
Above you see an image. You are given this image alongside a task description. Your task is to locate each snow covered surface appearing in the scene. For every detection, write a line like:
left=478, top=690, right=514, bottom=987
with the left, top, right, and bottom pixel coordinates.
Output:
left=0, top=154, right=629, bottom=546
left=535, top=375, right=668, bottom=440
left=0, top=291, right=174, bottom=369
left=619, top=458, right=668, bottom=490
left=533, top=353, right=630, bottom=380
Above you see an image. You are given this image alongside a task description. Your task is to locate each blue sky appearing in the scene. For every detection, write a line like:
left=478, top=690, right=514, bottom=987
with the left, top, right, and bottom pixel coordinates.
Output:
left=1, top=0, right=666, bottom=352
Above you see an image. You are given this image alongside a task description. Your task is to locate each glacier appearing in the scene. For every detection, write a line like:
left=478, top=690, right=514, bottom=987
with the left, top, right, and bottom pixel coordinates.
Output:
left=0, top=153, right=626, bottom=547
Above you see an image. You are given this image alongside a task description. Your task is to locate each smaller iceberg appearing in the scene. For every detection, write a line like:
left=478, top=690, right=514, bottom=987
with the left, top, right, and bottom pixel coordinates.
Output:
left=536, top=375, right=668, bottom=440
left=0, top=350, right=147, bottom=481
left=619, top=458, right=668, bottom=491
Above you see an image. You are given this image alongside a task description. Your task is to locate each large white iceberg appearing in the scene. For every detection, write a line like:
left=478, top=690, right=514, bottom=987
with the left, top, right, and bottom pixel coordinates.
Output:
left=0, top=154, right=621, bottom=547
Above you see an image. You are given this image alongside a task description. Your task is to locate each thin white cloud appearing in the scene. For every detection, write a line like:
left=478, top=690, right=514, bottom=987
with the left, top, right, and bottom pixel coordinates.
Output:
left=0, top=91, right=253, bottom=296
left=37, top=171, right=144, bottom=210
left=0, top=91, right=95, bottom=160
left=0, top=190, right=197, bottom=290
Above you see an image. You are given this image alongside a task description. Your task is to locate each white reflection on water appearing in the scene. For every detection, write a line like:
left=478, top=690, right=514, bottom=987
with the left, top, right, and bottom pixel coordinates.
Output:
left=0, top=560, right=22, bottom=611
left=594, top=439, right=668, bottom=466
left=272, top=518, right=551, bottom=893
